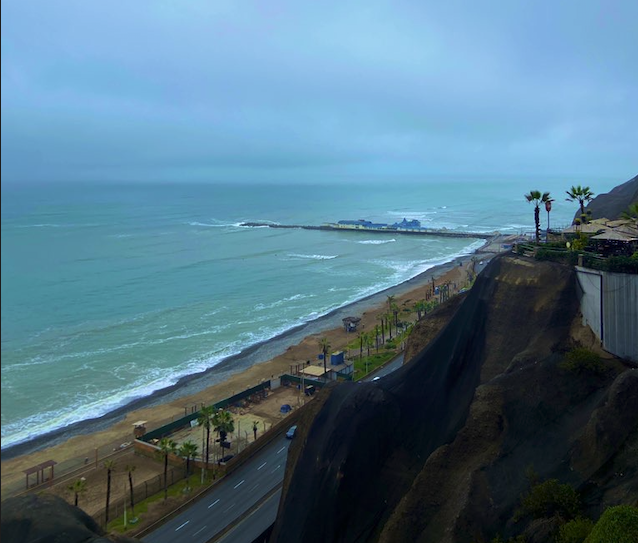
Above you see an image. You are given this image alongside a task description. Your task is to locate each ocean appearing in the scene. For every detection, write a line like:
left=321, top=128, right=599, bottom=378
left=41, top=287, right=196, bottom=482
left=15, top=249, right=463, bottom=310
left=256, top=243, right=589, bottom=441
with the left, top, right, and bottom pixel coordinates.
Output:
left=0, top=176, right=617, bottom=452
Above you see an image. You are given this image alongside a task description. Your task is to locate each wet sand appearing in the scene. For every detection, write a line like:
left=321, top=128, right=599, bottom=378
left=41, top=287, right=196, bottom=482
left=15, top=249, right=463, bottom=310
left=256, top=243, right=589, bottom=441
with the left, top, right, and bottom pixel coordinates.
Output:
left=1, top=242, right=498, bottom=496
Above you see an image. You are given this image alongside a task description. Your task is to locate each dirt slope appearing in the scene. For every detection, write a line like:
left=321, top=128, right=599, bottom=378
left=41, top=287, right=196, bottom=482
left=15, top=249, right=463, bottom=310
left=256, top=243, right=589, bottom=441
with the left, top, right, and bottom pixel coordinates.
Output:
left=272, top=254, right=637, bottom=543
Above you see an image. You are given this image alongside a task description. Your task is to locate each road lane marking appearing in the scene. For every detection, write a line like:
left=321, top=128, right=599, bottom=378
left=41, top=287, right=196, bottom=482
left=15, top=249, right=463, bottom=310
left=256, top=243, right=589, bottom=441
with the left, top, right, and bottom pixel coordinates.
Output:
left=193, top=526, right=207, bottom=536
left=271, top=464, right=281, bottom=473
left=250, top=483, right=259, bottom=492
left=234, top=479, right=245, bottom=489
left=208, top=499, right=220, bottom=509
left=176, top=520, right=190, bottom=531
left=277, top=446, right=286, bottom=454
left=223, top=503, right=236, bottom=513
left=257, top=461, right=267, bottom=470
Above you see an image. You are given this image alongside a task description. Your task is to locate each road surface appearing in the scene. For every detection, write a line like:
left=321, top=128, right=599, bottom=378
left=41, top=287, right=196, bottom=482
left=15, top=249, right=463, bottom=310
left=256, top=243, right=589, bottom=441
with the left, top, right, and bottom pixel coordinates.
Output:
left=144, top=437, right=291, bottom=543
left=145, top=354, right=406, bottom=543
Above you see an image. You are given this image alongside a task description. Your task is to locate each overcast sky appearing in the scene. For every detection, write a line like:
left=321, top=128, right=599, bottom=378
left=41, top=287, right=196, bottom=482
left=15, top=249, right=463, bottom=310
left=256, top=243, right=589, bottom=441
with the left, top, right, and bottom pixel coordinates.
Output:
left=1, top=1, right=636, bottom=184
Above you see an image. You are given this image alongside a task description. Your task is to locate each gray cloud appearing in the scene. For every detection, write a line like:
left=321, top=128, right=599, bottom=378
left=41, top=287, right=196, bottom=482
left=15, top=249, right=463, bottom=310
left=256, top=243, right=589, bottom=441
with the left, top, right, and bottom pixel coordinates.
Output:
left=2, top=0, right=637, bottom=183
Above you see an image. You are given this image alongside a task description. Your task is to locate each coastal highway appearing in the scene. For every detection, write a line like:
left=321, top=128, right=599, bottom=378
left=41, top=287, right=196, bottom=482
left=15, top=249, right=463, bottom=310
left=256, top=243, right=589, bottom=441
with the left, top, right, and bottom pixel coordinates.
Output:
left=144, top=355, right=405, bottom=543
left=144, top=437, right=292, bottom=543
left=215, top=489, right=282, bottom=543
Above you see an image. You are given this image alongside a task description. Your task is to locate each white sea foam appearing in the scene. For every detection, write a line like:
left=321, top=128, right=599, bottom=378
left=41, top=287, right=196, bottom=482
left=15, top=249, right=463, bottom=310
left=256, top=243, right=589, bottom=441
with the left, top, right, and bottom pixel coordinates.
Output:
left=187, top=221, right=233, bottom=228
left=356, top=239, right=396, bottom=245
left=286, top=253, right=338, bottom=260
left=254, top=293, right=316, bottom=311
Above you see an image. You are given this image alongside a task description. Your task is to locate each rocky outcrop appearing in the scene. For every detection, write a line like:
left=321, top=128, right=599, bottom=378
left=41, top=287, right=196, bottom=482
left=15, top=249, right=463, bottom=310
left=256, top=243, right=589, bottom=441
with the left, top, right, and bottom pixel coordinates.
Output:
left=272, top=254, right=637, bottom=543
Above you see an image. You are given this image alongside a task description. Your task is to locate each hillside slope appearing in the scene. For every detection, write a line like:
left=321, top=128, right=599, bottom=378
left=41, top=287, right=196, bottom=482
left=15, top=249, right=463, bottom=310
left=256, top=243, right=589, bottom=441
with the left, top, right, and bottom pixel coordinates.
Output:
left=272, top=254, right=637, bottom=543
left=582, top=174, right=638, bottom=220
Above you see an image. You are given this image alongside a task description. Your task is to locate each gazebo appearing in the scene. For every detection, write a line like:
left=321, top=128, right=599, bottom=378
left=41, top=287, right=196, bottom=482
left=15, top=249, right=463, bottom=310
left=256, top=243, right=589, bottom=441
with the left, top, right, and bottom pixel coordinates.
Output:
left=590, top=230, right=638, bottom=256
left=342, top=316, right=361, bottom=333
left=23, top=459, right=57, bottom=489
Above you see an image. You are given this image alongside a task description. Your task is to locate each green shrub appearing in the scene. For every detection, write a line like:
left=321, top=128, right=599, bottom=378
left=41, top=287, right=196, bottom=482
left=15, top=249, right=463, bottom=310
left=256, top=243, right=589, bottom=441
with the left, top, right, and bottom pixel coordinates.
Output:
left=516, top=479, right=580, bottom=521
left=557, top=517, right=594, bottom=543
left=560, top=348, right=606, bottom=375
left=489, top=535, right=527, bottom=543
left=602, top=254, right=638, bottom=273
left=584, top=505, right=638, bottom=543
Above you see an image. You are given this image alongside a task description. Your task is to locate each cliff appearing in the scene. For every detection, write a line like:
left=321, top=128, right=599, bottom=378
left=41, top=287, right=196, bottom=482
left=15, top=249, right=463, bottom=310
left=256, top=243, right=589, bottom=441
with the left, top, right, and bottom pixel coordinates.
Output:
left=582, top=174, right=638, bottom=220
left=272, top=254, right=637, bottom=543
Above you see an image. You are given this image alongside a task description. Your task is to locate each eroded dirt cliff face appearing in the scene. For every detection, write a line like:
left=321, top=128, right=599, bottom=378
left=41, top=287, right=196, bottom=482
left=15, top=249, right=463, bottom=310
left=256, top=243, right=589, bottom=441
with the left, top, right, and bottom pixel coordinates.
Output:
left=272, top=254, right=637, bottom=543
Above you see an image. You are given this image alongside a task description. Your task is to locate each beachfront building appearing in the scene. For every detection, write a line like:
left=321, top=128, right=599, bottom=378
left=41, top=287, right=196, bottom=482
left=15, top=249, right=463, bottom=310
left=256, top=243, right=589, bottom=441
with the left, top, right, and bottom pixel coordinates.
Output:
left=334, top=219, right=390, bottom=230
left=392, top=218, right=421, bottom=229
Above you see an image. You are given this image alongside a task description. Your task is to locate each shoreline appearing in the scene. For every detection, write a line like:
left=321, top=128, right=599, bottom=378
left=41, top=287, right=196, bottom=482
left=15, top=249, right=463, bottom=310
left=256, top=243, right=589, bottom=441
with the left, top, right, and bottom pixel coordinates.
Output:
left=1, top=237, right=498, bottom=473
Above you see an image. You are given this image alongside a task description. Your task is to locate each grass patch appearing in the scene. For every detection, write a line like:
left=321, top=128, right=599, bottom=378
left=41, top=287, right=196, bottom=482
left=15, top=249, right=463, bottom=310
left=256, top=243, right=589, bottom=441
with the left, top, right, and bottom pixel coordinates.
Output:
left=107, top=473, right=214, bottom=533
left=560, top=348, right=606, bottom=375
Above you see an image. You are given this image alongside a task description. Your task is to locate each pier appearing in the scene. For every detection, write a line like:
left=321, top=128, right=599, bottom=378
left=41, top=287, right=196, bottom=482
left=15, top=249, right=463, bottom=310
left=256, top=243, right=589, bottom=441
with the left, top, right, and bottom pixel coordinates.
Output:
left=240, top=222, right=496, bottom=240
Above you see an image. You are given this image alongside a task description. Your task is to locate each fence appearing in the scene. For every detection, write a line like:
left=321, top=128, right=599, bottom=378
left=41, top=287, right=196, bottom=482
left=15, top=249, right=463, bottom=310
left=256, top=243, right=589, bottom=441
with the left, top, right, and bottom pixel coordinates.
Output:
left=140, top=381, right=271, bottom=443
left=576, top=267, right=638, bottom=362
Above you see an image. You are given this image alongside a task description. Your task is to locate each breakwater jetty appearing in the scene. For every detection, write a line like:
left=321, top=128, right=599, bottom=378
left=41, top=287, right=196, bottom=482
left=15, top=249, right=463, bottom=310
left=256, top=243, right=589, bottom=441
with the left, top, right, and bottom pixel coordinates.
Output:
left=240, top=221, right=496, bottom=240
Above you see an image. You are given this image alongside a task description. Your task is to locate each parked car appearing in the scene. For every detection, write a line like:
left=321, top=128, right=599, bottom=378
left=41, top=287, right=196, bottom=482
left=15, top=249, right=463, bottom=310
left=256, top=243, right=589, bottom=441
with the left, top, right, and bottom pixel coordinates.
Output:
left=286, top=425, right=298, bottom=439
left=218, top=454, right=234, bottom=465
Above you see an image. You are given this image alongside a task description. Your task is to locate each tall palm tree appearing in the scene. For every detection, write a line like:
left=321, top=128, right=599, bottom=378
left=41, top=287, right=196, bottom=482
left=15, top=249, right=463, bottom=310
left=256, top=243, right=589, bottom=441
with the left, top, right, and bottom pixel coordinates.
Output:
left=386, top=295, right=395, bottom=312
left=357, top=332, right=364, bottom=360
left=386, top=312, right=393, bottom=339
left=365, top=332, right=374, bottom=357
left=213, top=410, right=235, bottom=457
left=377, top=315, right=385, bottom=344
left=374, top=325, right=380, bottom=352
left=103, top=460, right=116, bottom=524
left=158, top=438, right=178, bottom=500
left=319, top=337, right=330, bottom=375
left=68, top=477, right=87, bottom=507
left=391, top=303, right=400, bottom=329
left=179, top=441, right=198, bottom=480
left=124, top=464, right=136, bottom=517
left=565, top=185, right=595, bottom=223
left=197, top=404, right=215, bottom=469
left=525, top=190, right=552, bottom=243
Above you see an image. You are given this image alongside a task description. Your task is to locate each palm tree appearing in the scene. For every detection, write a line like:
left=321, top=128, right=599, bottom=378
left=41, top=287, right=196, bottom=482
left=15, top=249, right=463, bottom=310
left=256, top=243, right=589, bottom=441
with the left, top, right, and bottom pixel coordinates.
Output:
left=179, top=441, right=198, bottom=480
left=566, top=185, right=595, bottom=223
left=525, top=190, right=552, bottom=243
left=103, top=460, right=116, bottom=524
left=386, top=295, right=395, bottom=312
left=365, top=332, right=374, bottom=357
left=357, top=331, right=364, bottom=360
left=68, top=477, right=87, bottom=507
left=374, top=324, right=380, bottom=352
left=213, top=410, right=235, bottom=457
left=621, top=202, right=638, bottom=222
left=319, top=337, right=330, bottom=375
left=158, top=438, right=178, bottom=500
left=391, top=303, right=400, bottom=330
left=124, top=464, right=136, bottom=517
left=197, top=404, right=215, bottom=469
left=386, top=312, right=393, bottom=339
left=377, top=315, right=385, bottom=344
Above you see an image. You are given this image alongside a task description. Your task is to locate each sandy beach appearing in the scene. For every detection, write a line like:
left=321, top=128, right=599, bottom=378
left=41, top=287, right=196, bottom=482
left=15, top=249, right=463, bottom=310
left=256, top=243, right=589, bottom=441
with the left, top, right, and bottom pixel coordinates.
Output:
left=1, top=238, right=503, bottom=498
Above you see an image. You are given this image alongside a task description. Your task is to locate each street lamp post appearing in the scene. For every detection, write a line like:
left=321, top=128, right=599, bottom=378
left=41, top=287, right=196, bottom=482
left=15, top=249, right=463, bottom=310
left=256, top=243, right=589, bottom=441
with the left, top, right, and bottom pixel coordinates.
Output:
left=545, top=200, right=552, bottom=238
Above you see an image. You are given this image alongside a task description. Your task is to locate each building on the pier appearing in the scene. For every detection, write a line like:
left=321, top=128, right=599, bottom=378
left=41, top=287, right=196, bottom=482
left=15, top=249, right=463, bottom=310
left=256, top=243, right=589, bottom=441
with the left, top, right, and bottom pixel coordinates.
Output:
left=392, top=218, right=421, bottom=229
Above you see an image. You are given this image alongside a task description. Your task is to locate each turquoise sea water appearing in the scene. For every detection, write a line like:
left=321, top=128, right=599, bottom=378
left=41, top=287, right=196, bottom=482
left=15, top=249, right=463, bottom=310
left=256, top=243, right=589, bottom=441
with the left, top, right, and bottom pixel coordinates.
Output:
left=0, top=177, right=617, bottom=450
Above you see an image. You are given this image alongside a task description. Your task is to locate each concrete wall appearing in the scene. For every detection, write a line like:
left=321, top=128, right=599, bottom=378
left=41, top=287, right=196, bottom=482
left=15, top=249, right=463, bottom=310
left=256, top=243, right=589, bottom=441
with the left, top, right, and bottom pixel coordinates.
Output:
left=576, top=267, right=638, bottom=362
